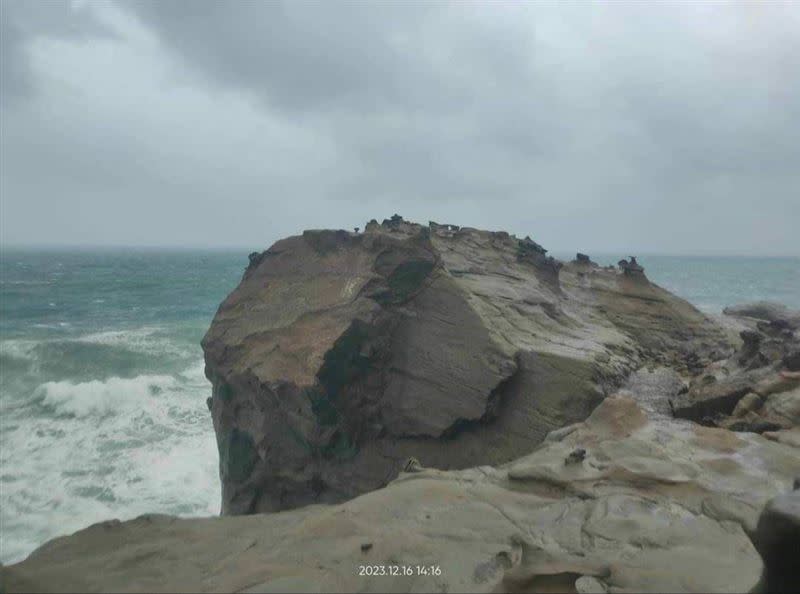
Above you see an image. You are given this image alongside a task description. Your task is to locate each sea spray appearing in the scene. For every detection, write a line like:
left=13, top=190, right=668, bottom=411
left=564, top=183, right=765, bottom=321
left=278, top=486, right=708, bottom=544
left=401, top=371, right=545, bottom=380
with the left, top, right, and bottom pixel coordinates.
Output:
left=0, top=249, right=244, bottom=563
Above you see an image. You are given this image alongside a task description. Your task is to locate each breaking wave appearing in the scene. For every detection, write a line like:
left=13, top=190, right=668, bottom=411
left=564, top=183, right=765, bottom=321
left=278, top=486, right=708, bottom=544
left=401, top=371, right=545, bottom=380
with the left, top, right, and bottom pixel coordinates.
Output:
left=0, top=359, right=220, bottom=564
left=34, top=374, right=179, bottom=418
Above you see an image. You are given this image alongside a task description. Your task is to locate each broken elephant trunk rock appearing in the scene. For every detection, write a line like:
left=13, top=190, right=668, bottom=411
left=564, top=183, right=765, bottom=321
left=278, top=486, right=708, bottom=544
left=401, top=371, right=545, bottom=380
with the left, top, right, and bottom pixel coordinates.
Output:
left=201, top=218, right=732, bottom=515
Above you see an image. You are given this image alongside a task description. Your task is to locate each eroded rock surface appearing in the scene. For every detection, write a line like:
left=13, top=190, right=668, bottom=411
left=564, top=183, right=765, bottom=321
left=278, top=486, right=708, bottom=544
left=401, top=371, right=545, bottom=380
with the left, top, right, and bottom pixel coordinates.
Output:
left=723, top=302, right=800, bottom=331
left=754, top=490, right=800, bottom=593
left=4, top=395, right=798, bottom=594
left=672, top=301, right=800, bottom=435
left=201, top=218, right=732, bottom=514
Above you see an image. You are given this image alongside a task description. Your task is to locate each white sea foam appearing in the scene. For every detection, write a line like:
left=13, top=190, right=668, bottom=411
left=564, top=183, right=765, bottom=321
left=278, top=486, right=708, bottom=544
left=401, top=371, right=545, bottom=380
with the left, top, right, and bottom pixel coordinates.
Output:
left=74, top=327, right=189, bottom=357
left=0, top=327, right=193, bottom=371
left=0, top=360, right=219, bottom=564
left=0, top=340, right=38, bottom=362
left=1, top=280, right=52, bottom=286
left=35, top=374, right=178, bottom=418
left=178, top=359, right=208, bottom=384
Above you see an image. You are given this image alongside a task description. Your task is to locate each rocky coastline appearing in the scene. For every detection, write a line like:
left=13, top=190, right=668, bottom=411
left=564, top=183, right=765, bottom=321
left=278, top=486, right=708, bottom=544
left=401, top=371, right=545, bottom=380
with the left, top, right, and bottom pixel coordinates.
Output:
left=2, top=217, right=798, bottom=593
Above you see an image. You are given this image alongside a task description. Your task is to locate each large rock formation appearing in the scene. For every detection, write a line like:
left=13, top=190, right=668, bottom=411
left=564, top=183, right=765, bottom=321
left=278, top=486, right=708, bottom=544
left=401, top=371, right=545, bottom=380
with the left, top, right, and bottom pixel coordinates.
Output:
left=201, top=217, right=732, bottom=514
left=4, top=226, right=799, bottom=592
left=4, top=394, right=799, bottom=593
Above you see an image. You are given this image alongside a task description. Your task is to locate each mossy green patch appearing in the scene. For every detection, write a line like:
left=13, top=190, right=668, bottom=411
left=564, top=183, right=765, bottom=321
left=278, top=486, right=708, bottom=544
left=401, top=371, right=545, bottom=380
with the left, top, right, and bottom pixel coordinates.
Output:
left=216, top=382, right=234, bottom=402
left=317, top=321, right=373, bottom=401
left=218, top=428, right=258, bottom=483
left=374, top=259, right=435, bottom=305
left=306, top=321, right=376, bottom=457
left=286, top=425, right=314, bottom=454
left=322, top=431, right=358, bottom=460
left=307, top=387, right=341, bottom=427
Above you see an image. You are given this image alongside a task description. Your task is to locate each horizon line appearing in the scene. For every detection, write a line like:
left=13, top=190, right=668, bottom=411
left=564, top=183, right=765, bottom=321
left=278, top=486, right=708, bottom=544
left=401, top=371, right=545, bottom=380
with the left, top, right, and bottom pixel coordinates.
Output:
left=1, top=242, right=798, bottom=259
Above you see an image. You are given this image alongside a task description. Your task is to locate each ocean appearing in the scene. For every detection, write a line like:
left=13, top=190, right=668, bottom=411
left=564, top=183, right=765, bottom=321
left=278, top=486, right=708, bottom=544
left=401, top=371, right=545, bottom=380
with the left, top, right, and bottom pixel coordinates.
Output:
left=1, top=249, right=798, bottom=564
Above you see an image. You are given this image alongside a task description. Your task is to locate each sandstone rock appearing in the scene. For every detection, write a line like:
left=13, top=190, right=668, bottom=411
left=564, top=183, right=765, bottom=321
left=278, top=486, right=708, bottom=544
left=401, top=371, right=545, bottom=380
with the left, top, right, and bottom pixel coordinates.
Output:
left=575, top=575, right=607, bottom=593
left=738, top=329, right=769, bottom=369
left=756, top=373, right=800, bottom=398
left=724, top=301, right=800, bottom=330
left=4, top=396, right=798, bottom=594
left=784, top=350, right=800, bottom=372
left=763, top=428, right=800, bottom=448
left=761, top=387, right=800, bottom=427
left=202, top=219, right=732, bottom=514
left=725, top=417, right=784, bottom=434
left=246, top=251, right=264, bottom=270
left=732, top=392, right=763, bottom=418
left=402, top=457, right=423, bottom=473
left=672, top=367, right=772, bottom=421
left=754, top=490, right=800, bottom=593
left=684, top=380, right=799, bottom=434
left=617, top=256, right=645, bottom=278
left=617, top=367, right=686, bottom=417
left=564, top=447, right=586, bottom=465
left=672, top=305, right=800, bottom=426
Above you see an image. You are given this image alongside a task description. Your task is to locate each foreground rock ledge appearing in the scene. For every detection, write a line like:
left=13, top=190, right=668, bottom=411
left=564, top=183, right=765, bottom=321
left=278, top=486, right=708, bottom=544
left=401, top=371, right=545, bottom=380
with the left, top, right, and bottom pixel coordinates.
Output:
left=201, top=217, right=732, bottom=514
left=3, top=395, right=799, bottom=594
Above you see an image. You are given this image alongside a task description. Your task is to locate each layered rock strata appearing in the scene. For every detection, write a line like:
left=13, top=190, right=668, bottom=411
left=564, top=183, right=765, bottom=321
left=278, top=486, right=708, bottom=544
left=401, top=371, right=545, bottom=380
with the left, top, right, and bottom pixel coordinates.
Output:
left=201, top=216, right=732, bottom=514
left=672, top=301, right=800, bottom=441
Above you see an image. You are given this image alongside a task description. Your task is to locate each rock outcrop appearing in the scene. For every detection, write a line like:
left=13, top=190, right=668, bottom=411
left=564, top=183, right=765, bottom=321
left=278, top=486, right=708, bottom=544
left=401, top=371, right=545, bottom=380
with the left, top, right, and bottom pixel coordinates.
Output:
left=672, top=301, right=800, bottom=439
left=617, top=256, right=645, bottom=277
left=4, top=394, right=799, bottom=593
left=754, top=490, right=800, bottom=593
left=201, top=217, right=732, bottom=514
left=723, top=302, right=800, bottom=331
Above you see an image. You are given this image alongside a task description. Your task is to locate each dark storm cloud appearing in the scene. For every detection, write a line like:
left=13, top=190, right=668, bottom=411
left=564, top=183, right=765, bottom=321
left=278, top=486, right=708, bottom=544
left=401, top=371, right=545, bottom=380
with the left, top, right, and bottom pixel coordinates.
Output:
left=122, top=1, right=449, bottom=114
left=122, top=0, right=569, bottom=174
left=0, top=0, right=116, bottom=106
left=1, top=1, right=799, bottom=253
left=121, top=1, right=800, bottom=184
left=0, top=6, right=30, bottom=106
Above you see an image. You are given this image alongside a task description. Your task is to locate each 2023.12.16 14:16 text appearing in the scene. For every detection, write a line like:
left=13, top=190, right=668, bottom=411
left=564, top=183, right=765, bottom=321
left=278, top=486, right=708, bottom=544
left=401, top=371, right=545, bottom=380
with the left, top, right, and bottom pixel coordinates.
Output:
left=358, top=565, right=443, bottom=577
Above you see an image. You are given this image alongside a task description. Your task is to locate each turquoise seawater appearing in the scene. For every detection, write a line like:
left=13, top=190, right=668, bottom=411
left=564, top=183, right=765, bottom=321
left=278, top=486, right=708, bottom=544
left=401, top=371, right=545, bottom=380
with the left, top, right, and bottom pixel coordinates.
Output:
left=0, top=249, right=245, bottom=563
left=1, top=249, right=798, bottom=563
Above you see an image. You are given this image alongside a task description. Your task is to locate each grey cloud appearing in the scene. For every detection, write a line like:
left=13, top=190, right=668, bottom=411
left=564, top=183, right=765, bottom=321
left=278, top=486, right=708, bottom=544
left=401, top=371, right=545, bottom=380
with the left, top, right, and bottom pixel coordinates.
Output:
left=122, top=1, right=448, bottom=113
left=123, top=1, right=800, bottom=190
left=1, top=0, right=798, bottom=254
left=0, top=7, right=30, bottom=106
left=0, top=0, right=116, bottom=106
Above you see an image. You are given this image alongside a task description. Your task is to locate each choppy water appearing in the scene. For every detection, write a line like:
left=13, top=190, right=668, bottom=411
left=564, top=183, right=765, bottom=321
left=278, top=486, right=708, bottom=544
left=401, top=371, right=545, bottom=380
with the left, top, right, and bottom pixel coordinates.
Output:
left=0, top=249, right=798, bottom=563
left=0, top=249, right=244, bottom=563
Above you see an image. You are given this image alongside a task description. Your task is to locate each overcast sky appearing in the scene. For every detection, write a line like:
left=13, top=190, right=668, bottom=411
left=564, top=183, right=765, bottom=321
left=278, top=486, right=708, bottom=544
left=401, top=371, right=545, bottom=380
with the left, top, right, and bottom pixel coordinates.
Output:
left=1, top=1, right=798, bottom=255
